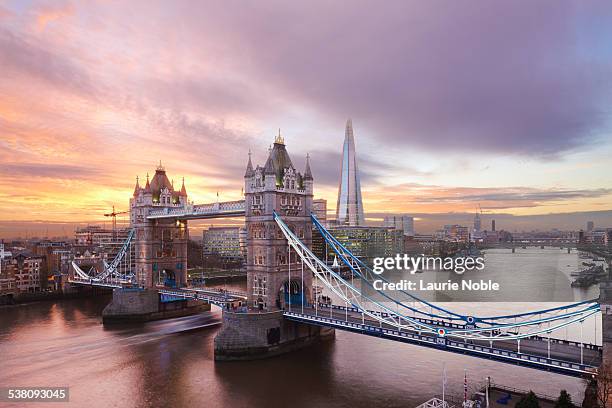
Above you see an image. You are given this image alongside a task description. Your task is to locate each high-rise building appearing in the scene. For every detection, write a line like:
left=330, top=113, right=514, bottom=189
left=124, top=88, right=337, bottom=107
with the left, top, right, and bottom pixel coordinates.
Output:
left=473, top=212, right=481, bottom=232
left=383, top=215, right=415, bottom=236
left=319, top=226, right=403, bottom=265
left=443, top=225, right=470, bottom=243
left=587, top=221, right=594, bottom=232
left=203, top=227, right=246, bottom=263
left=336, top=119, right=365, bottom=226
left=312, top=199, right=327, bottom=224
left=491, top=219, right=496, bottom=232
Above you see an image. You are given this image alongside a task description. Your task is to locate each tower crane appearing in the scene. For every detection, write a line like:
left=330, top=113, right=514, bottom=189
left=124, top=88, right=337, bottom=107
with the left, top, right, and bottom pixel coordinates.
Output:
left=104, top=205, right=128, bottom=240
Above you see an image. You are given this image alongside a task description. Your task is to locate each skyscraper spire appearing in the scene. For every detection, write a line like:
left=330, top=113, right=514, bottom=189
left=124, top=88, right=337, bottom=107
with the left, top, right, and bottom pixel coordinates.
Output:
left=336, top=118, right=365, bottom=226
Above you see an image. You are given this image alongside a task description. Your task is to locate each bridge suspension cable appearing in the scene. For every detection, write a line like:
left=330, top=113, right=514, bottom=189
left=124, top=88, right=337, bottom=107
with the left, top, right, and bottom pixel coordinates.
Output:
left=71, top=228, right=136, bottom=285
left=311, top=213, right=600, bottom=329
left=275, top=212, right=600, bottom=344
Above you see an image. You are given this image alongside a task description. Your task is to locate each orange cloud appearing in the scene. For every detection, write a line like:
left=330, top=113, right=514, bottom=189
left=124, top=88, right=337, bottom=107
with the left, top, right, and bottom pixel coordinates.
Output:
left=35, top=2, right=75, bottom=32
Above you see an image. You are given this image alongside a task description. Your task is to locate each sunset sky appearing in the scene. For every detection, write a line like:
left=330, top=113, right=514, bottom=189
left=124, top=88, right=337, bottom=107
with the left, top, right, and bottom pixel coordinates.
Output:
left=1, top=1, right=612, bottom=237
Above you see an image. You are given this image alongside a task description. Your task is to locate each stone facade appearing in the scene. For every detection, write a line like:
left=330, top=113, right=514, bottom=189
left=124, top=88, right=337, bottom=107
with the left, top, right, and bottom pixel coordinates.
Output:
left=214, top=309, right=334, bottom=360
left=244, top=133, right=313, bottom=311
left=102, top=288, right=210, bottom=323
left=130, top=164, right=189, bottom=288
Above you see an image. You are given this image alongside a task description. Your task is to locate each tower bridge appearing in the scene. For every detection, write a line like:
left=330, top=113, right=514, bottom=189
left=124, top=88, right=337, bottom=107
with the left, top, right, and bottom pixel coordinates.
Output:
left=68, top=131, right=611, bottom=379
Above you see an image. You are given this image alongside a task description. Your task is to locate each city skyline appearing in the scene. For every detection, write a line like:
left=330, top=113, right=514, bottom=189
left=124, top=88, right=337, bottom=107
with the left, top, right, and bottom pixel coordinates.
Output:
left=1, top=1, right=612, bottom=237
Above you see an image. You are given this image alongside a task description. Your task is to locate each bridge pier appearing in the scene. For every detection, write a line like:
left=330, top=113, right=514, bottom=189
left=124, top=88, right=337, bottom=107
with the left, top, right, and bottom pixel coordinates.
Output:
left=102, top=287, right=210, bottom=323
left=214, top=309, right=334, bottom=360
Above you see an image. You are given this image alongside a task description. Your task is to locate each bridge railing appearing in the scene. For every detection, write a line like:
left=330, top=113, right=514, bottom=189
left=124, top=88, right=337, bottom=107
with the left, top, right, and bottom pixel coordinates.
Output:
left=285, top=311, right=597, bottom=376
left=315, top=303, right=602, bottom=351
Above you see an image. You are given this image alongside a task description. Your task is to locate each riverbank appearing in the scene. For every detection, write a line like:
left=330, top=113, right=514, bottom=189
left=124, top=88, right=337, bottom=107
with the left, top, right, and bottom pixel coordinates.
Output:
left=0, top=285, right=112, bottom=307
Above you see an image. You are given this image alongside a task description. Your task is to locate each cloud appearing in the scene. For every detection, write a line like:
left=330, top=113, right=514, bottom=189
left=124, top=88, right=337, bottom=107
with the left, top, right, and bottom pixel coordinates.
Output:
left=0, top=163, right=101, bottom=179
left=164, top=0, right=612, bottom=157
left=409, top=186, right=612, bottom=207
left=34, top=2, right=75, bottom=31
left=0, top=1, right=611, bottom=224
left=364, top=183, right=612, bottom=212
left=0, top=28, right=96, bottom=97
left=303, top=149, right=431, bottom=187
left=365, top=210, right=612, bottom=233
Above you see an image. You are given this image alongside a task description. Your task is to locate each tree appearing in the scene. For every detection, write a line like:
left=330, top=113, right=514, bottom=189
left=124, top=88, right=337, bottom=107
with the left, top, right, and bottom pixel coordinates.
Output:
left=597, top=362, right=612, bottom=408
left=554, top=390, right=574, bottom=408
left=515, top=391, right=540, bottom=408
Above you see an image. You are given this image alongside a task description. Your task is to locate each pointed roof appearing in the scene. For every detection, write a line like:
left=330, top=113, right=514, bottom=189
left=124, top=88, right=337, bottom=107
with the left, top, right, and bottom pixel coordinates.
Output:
left=180, top=177, right=187, bottom=196
left=150, top=167, right=173, bottom=194
left=263, top=134, right=294, bottom=184
left=245, top=149, right=254, bottom=177
left=304, top=153, right=313, bottom=180
left=144, top=173, right=151, bottom=193
left=133, top=176, right=140, bottom=196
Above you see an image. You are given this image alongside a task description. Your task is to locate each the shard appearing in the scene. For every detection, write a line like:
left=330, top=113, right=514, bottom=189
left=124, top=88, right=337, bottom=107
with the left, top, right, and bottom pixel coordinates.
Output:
left=336, top=119, right=365, bottom=226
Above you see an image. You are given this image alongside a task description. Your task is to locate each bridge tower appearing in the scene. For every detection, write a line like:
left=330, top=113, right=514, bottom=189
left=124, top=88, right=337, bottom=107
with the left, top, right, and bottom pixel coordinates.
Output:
left=130, top=163, right=189, bottom=288
left=244, top=131, right=313, bottom=310
left=215, top=132, right=332, bottom=360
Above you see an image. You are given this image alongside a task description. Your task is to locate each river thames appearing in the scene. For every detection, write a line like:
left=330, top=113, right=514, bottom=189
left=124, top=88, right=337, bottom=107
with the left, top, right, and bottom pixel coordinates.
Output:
left=0, top=248, right=602, bottom=407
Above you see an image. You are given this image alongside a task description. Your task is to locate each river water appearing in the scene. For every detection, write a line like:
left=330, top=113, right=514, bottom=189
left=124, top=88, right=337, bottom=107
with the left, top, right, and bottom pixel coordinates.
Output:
left=0, top=248, right=602, bottom=407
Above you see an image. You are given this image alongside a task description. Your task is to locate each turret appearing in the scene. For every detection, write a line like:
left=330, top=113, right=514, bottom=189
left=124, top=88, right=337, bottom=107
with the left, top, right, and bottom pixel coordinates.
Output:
left=180, top=177, right=187, bottom=197
left=304, top=153, right=313, bottom=180
left=133, top=176, right=140, bottom=196
left=245, top=150, right=254, bottom=178
left=144, top=173, right=151, bottom=193
left=303, top=153, right=313, bottom=194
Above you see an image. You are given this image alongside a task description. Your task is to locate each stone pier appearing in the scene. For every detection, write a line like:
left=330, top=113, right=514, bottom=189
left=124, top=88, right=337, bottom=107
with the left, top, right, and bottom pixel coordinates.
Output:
left=214, top=310, right=334, bottom=360
left=102, top=288, right=210, bottom=323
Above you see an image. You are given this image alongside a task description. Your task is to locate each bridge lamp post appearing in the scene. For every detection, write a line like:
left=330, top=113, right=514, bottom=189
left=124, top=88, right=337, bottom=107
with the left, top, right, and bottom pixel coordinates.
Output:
left=580, top=319, right=584, bottom=365
left=315, top=271, right=318, bottom=317
left=287, top=247, right=291, bottom=313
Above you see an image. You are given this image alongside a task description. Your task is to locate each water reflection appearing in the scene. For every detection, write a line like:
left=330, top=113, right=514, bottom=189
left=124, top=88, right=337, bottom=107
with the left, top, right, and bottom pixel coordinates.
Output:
left=0, top=248, right=593, bottom=407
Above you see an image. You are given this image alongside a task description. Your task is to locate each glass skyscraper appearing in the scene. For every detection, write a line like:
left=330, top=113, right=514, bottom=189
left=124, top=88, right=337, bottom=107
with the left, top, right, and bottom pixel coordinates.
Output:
left=336, top=119, right=365, bottom=226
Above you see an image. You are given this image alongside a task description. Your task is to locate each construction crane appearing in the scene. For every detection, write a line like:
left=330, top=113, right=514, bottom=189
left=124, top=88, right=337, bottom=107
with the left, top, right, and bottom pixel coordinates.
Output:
left=478, top=203, right=491, bottom=214
left=104, top=205, right=128, bottom=240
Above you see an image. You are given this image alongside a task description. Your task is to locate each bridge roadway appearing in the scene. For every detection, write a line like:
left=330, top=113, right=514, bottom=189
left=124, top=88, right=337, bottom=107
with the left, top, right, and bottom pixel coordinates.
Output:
left=284, top=304, right=601, bottom=377
left=159, top=287, right=247, bottom=306
left=69, top=278, right=599, bottom=376
left=68, top=278, right=247, bottom=307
